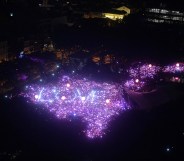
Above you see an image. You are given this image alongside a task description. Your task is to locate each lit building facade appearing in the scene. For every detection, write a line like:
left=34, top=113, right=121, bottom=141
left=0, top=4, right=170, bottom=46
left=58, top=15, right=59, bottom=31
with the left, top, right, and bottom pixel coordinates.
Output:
left=103, top=13, right=124, bottom=21
left=145, top=8, right=184, bottom=24
left=83, top=6, right=130, bottom=21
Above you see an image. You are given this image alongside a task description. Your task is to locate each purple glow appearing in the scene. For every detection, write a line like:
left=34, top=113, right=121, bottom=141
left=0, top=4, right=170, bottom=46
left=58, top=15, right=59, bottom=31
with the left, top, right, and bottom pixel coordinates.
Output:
left=124, top=79, right=145, bottom=91
left=17, top=74, right=28, bottom=81
left=19, top=61, right=184, bottom=138
left=30, top=57, right=44, bottom=64
left=125, top=63, right=161, bottom=91
left=22, top=76, right=129, bottom=138
left=129, top=63, right=160, bottom=79
left=163, top=63, right=184, bottom=73
left=125, top=62, right=184, bottom=91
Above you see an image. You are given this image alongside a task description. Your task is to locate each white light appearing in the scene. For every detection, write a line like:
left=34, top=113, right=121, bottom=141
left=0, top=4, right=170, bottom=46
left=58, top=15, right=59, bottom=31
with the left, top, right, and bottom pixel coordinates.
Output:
left=176, top=63, right=180, bottom=67
left=148, top=64, right=152, bottom=68
left=166, top=148, right=170, bottom=152
left=52, top=73, right=55, bottom=76
left=61, top=96, right=66, bottom=100
left=35, top=95, right=39, bottom=99
left=135, top=79, right=139, bottom=83
left=10, top=13, right=13, bottom=17
left=81, top=96, right=86, bottom=101
left=66, top=83, right=70, bottom=87
left=40, top=79, right=43, bottom=82
left=57, top=65, right=59, bottom=68
left=106, top=99, right=110, bottom=104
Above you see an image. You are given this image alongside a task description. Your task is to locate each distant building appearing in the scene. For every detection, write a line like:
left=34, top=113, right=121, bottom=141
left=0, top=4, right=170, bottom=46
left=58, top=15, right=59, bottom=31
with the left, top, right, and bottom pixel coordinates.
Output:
left=103, top=12, right=125, bottom=21
left=144, top=8, right=184, bottom=24
left=115, top=6, right=131, bottom=15
left=84, top=6, right=130, bottom=21
left=43, top=41, right=55, bottom=52
left=92, top=53, right=114, bottom=64
left=92, top=56, right=101, bottom=63
left=104, top=54, right=112, bottom=64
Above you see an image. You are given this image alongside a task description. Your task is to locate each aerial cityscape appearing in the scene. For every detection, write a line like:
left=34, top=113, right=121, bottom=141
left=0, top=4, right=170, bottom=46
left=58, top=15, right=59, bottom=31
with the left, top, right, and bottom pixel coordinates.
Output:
left=0, top=0, right=184, bottom=161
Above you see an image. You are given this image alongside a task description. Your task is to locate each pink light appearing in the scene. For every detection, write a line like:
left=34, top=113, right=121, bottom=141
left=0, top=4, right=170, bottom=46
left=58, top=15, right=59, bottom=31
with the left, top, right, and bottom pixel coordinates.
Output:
left=176, top=63, right=180, bottom=67
left=175, top=77, right=179, bottom=80
left=148, top=64, right=152, bottom=68
left=135, top=79, right=139, bottom=83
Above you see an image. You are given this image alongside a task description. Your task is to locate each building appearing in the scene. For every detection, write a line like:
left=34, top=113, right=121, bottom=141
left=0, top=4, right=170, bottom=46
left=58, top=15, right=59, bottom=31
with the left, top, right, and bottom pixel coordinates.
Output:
left=144, top=8, right=184, bottom=24
left=115, top=6, right=131, bottom=15
left=83, top=5, right=130, bottom=21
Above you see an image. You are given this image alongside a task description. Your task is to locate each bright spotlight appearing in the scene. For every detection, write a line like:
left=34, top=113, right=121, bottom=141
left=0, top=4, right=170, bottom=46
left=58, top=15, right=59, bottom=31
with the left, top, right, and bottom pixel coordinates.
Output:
left=106, top=99, right=110, bottom=104
left=81, top=96, right=86, bottom=101
left=35, top=95, right=39, bottom=99
left=135, top=79, right=139, bottom=83
left=66, top=83, right=70, bottom=87
left=61, top=96, right=66, bottom=100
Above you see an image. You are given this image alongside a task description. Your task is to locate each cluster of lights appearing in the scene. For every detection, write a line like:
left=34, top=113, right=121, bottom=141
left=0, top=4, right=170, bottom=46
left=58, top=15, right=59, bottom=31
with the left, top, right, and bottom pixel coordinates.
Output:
left=18, top=62, right=184, bottom=138
left=125, top=62, right=184, bottom=91
left=139, top=64, right=160, bottom=79
left=163, top=63, right=184, bottom=73
left=22, top=76, right=129, bottom=138
left=124, top=79, right=145, bottom=91
left=126, top=63, right=160, bottom=91
left=129, top=64, right=160, bottom=79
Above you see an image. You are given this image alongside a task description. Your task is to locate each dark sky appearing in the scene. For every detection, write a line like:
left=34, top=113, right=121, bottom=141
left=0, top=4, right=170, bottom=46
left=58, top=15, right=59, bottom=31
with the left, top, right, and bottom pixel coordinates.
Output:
left=2, top=0, right=184, bottom=8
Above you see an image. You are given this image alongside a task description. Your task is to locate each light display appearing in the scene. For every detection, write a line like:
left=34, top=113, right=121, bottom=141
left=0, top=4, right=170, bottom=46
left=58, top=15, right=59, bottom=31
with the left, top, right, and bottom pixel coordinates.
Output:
left=17, top=62, right=184, bottom=138
left=163, top=63, right=184, bottom=73
left=124, top=79, right=145, bottom=91
left=22, top=76, right=129, bottom=138
left=125, top=62, right=184, bottom=91
left=126, top=63, right=161, bottom=91
left=129, top=63, right=160, bottom=79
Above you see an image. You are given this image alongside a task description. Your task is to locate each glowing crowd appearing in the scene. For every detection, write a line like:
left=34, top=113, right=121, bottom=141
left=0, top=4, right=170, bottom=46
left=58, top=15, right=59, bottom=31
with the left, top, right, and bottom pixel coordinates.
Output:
left=21, top=62, right=184, bottom=138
